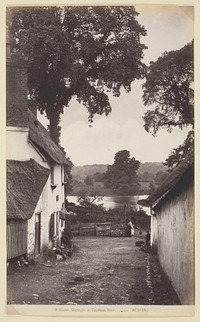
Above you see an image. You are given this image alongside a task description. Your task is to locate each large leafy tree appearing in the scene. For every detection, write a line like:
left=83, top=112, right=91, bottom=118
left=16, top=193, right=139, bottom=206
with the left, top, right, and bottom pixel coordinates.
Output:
left=142, top=41, right=194, bottom=134
left=163, top=130, right=194, bottom=170
left=142, top=41, right=194, bottom=168
left=104, top=150, right=140, bottom=195
left=84, top=175, right=93, bottom=186
left=8, top=6, right=147, bottom=144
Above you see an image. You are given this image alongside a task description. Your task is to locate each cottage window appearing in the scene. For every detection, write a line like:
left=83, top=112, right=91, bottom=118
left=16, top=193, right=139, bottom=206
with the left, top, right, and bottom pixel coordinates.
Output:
left=35, top=213, right=41, bottom=255
left=61, top=166, right=64, bottom=184
left=61, top=166, right=68, bottom=186
left=50, top=167, right=54, bottom=184
left=50, top=166, right=57, bottom=189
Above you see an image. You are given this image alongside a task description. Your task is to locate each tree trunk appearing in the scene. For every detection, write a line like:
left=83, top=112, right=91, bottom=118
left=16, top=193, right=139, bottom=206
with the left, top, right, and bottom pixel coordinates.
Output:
left=47, top=108, right=61, bottom=146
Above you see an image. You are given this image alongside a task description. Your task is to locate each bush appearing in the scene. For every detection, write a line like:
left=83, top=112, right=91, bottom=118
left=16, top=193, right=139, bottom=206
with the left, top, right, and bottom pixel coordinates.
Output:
left=68, top=205, right=150, bottom=229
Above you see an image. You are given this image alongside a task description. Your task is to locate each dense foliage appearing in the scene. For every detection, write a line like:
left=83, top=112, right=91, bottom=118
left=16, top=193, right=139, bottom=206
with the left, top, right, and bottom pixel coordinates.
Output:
left=77, top=190, right=104, bottom=209
left=8, top=6, right=147, bottom=144
left=69, top=204, right=150, bottom=227
left=163, top=130, right=194, bottom=170
left=84, top=176, right=93, bottom=186
left=142, top=41, right=194, bottom=168
left=142, top=41, right=194, bottom=134
left=104, top=150, right=140, bottom=195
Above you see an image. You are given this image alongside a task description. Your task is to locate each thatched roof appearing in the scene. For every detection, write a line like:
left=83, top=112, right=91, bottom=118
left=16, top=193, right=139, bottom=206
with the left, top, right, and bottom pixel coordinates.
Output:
left=28, top=110, right=70, bottom=165
left=138, top=158, right=194, bottom=209
left=7, top=159, right=50, bottom=220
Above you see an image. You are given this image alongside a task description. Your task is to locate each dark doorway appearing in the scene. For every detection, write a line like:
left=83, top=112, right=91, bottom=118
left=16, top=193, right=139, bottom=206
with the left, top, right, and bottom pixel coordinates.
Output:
left=35, top=213, right=41, bottom=256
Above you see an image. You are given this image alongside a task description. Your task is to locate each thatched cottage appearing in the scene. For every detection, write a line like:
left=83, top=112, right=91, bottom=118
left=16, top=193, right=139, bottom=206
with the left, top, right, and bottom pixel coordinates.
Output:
left=139, top=159, right=194, bottom=305
left=6, top=29, right=71, bottom=260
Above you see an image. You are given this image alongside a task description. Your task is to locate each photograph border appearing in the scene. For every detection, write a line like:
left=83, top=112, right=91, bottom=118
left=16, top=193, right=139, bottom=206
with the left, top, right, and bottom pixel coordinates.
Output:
left=1, top=0, right=200, bottom=321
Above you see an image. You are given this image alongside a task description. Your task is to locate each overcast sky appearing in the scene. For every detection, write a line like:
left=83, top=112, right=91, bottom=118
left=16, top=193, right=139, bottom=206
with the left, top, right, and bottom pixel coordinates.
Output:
left=39, top=5, right=194, bottom=166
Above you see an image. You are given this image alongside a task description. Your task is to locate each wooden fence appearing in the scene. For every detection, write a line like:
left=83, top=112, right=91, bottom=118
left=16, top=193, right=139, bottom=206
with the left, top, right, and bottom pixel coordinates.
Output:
left=7, top=220, right=27, bottom=259
left=71, top=222, right=126, bottom=237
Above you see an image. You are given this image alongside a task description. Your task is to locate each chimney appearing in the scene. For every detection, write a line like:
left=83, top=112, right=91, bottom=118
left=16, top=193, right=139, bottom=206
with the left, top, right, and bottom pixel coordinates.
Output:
left=6, top=24, right=29, bottom=128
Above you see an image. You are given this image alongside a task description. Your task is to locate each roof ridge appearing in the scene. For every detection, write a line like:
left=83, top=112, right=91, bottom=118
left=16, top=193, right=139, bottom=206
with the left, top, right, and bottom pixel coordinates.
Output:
left=138, top=158, right=194, bottom=208
left=28, top=109, right=70, bottom=165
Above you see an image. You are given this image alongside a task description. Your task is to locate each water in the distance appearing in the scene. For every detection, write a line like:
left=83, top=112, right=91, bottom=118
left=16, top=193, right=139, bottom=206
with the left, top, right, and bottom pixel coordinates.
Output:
left=66, top=195, right=150, bottom=216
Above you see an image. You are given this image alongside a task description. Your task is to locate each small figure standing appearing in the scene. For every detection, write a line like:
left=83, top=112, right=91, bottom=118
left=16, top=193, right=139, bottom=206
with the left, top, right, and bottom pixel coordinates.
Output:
left=146, top=231, right=151, bottom=246
left=61, top=219, right=73, bottom=248
left=125, top=219, right=134, bottom=237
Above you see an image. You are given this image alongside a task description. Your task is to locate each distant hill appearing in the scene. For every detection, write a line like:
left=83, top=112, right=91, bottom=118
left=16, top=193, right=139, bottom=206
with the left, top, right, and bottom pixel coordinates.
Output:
left=71, top=162, right=167, bottom=181
left=138, top=162, right=167, bottom=176
left=70, top=162, right=168, bottom=195
left=71, top=164, right=108, bottom=181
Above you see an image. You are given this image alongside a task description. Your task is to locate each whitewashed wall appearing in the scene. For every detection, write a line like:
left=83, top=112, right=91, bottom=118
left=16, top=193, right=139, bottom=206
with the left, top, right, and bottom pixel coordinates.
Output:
left=151, top=213, right=158, bottom=248
left=27, top=215, right=35, bottom=258
left=27, top=181, right=49, bottom=258
left=48, top=164, right=65, bottom=211
left=152, top=182, right=194, bottom=304
left=8, top=127, right=66, bottom=258
left=7, top=127, right=29, bottom=160
left=7, top=127, right=49, bottom=168
left=48, top=164, right=66, bottom=244
left=27, top=165, right=66, bottom=258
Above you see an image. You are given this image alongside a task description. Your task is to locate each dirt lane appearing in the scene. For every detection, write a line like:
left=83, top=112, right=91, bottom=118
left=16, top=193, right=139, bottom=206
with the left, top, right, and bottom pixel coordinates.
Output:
left=7, top=236, right=180, bottom=305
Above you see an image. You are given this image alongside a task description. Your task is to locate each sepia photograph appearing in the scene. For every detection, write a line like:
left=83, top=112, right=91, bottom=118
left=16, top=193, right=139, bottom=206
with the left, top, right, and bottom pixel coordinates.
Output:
left=4, top=1, right=197, bottom=319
